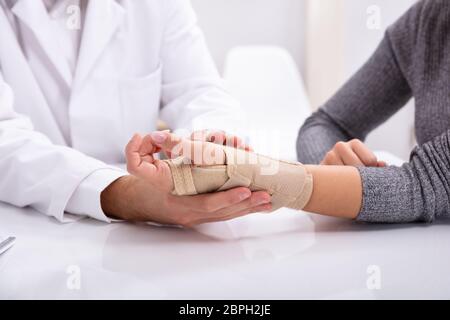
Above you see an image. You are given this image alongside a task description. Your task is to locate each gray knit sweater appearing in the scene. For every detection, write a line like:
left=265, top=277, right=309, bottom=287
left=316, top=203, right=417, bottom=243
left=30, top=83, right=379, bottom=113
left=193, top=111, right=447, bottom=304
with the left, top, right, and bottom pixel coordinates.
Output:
left=297, top=0, right=450, bottom=223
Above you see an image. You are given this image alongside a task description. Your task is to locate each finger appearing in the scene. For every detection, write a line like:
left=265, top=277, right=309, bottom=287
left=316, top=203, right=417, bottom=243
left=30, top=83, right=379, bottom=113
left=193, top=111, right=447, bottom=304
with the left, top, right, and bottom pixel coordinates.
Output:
left=223, top=203, right=273, bottom=218
left=321, top=150, right=344, bottom=166
left=244, top=145, right=254, bottom=152
left=140, top=134, right=161, bottom=157
left=190, top=130, right=228, bottom=146
left=177, top=187, right=253, bottom=213
left=190, top=130, right=210, bottom=142
left=224, top=134, right=244, bottom=149
left=137, top=134, right=160, bottom=164
left=349, top=140, right=378, bottom=167
left=210, top=191, right=271, bottom=217
left=377, top=161, right=388, bottom=167
left=208, top=131, right=226, bottom=145
left=151, top=131, right=225, bottom=165
left=212, top=132, right=250, bottom=151
left=334, top=142, right=364, bottom=166
left=199, top=130, right=249, bottom=150
left=191, top=130, right=240, bottom=149
left=191, top=203, right=273, bottom=226
left=151, top=131, right=194, bottom=159
left=125, top=134, right=157, bottom=179
left=125, top=134, right=144, bottom=172
left=220, top=203, right=273, bottom=219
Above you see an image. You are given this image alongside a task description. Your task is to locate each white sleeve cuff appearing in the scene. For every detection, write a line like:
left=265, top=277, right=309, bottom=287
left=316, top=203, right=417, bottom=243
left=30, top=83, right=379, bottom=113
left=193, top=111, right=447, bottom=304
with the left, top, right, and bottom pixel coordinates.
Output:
left=65, top=168, right=128, bottom=223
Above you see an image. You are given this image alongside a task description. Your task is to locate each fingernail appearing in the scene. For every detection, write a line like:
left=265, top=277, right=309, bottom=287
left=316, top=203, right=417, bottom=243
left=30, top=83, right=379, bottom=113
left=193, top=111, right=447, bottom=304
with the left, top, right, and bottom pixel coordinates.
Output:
left=151, top=132, right=167, bottom=144
left=258, top=197, right=271, bottom=205
left=239, top=191, right=251, bottom=200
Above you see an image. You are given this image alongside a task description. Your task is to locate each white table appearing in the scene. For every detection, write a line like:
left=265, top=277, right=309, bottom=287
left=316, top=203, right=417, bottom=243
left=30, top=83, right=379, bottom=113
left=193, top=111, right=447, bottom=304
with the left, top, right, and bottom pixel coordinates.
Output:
left=1, top=201, right=450, bottom=300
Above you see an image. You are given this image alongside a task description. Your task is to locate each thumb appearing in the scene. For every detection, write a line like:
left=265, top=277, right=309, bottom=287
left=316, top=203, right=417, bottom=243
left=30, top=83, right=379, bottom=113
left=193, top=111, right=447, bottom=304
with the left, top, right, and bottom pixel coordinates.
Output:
left=125, top=133, right=157, bottom=180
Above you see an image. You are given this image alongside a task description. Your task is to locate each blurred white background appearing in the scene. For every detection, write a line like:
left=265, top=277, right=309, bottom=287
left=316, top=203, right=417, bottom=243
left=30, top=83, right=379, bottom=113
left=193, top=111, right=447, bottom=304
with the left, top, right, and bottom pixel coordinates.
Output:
left=191, top=0, right=417, bottom=161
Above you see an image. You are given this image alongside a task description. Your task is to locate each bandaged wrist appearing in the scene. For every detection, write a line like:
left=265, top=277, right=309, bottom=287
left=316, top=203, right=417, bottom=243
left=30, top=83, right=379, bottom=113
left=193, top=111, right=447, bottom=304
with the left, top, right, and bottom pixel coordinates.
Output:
left=164, top=147, right=313, bottom=212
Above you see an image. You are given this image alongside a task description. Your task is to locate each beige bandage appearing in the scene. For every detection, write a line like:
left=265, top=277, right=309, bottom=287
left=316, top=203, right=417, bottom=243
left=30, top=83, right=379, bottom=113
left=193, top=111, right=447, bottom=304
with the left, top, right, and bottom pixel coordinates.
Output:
left=164, top=147, right=313, bottom=212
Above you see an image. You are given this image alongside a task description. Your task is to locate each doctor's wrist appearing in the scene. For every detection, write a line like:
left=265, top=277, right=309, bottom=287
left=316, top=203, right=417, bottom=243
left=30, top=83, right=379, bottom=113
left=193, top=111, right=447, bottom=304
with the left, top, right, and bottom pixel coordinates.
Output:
left=101, top=175, right=137, bottom=220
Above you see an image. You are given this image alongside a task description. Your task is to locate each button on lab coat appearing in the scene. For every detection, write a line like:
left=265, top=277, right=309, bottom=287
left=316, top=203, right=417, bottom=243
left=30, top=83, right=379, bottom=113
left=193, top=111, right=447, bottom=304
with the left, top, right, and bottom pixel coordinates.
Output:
left=0, top=0, right=244, bottom=222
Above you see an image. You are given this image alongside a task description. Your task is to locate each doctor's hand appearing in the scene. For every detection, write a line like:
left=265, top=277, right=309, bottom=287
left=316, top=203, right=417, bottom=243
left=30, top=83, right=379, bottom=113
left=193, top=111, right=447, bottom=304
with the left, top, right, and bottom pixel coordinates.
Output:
left=321, top=139, right=387, bottom=167
left=100, top=134, right=271, bottom=227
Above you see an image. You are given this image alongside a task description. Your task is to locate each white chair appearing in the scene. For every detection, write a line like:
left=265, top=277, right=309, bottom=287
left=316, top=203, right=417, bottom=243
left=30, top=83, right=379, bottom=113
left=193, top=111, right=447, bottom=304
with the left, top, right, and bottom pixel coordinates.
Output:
left=223, top=46, right=311, bottom=161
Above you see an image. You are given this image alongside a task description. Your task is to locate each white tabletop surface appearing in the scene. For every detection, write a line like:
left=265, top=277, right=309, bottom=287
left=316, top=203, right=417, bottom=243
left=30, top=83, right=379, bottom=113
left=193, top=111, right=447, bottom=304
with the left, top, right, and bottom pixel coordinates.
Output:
left=1, top=201, right=450, bottom=300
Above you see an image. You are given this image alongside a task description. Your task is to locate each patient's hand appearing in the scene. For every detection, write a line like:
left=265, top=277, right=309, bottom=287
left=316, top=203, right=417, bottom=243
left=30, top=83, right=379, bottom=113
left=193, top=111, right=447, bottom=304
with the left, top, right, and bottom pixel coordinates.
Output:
left=189, top=129, right=253, bottom=152
left=145, top=131, right=314, bottom=212
left=147, top=131, right=228, bottom=166
left=322, top=139, right=387, bottom=167
left=104, top=132, right=272, bottom=226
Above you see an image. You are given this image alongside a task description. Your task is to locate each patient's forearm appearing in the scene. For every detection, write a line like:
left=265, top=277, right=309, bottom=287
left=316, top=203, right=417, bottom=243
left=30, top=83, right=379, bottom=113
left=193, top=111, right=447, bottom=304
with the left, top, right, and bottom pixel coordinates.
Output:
left=303, top=165, right=362, bottom=219
left=165, top=147, right=313, bottom=212
left=163, top=144, right=363, bottom=219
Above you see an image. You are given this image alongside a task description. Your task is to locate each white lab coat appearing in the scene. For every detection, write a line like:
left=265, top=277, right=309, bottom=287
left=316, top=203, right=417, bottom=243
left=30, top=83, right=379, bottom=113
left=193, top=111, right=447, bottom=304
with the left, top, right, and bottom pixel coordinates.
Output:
left=0, top=0, right=244, bottom=222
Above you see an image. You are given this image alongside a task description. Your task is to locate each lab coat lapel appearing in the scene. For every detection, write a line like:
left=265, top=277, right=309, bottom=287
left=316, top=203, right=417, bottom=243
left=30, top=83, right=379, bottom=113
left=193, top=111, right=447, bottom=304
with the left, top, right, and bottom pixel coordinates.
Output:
left=11, top=0, right=73, bottom=86
left=74, top=0, right=125, bottom=88
left=0, top=6, right=66, bottom=145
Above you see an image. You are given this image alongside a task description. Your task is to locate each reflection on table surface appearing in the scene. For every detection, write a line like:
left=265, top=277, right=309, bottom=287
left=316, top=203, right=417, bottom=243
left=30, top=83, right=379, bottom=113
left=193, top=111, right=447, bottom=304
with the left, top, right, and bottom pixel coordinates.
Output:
left=1, top=202, right=449, bottom=299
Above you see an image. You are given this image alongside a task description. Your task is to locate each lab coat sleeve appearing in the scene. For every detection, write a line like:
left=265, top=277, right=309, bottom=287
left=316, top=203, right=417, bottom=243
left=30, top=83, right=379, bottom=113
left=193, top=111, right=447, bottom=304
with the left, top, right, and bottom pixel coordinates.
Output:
left=0, top=80, right=125, bottom=223
left=65, top=169, right=127, bottom=223
left=159, top=0, right=247, bottom=138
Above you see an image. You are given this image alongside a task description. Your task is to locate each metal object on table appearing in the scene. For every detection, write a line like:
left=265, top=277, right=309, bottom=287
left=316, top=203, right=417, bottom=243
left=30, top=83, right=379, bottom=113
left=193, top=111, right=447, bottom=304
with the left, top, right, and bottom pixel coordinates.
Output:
left=0, top=237, right=16, bottom=256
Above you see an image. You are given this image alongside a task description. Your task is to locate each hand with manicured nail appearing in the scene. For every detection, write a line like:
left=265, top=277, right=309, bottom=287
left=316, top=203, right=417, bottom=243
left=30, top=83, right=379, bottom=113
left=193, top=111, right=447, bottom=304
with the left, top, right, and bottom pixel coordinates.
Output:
left=190, top=130, right=253, bottom=152
left=100, top=132, right=271, bottom=227
left=321, top=139, right=387, bottom=167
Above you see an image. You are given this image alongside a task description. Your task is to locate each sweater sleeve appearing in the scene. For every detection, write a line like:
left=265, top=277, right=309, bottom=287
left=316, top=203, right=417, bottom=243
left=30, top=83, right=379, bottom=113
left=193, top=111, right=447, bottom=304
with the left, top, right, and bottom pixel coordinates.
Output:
left=296, top=1, right=425, bottom=164
left=358, top=129, right=450, bottom=223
